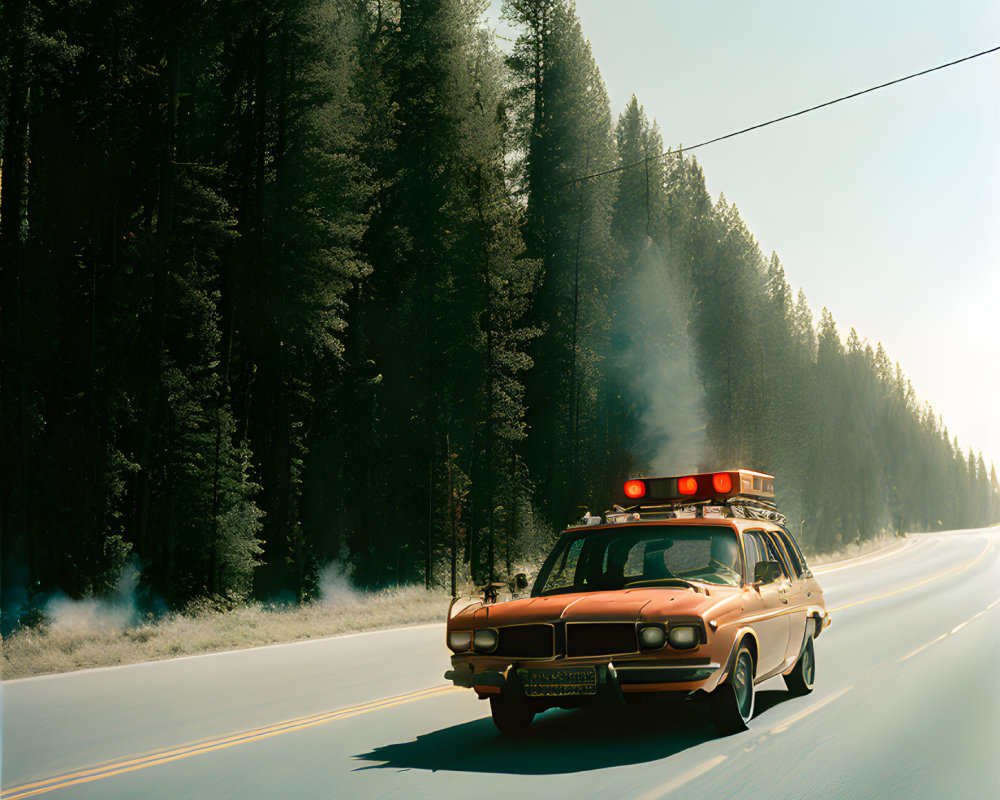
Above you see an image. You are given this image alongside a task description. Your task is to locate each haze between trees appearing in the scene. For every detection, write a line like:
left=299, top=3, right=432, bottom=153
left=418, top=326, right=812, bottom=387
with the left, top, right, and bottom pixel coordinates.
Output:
left=2, top=0, right=997, bottom=638
left=2, top=534, right=908, bottom=680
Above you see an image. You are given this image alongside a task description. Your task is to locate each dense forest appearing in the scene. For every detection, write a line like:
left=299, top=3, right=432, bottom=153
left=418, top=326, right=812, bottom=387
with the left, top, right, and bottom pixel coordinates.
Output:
left=2, top=0, right=997, bottom=628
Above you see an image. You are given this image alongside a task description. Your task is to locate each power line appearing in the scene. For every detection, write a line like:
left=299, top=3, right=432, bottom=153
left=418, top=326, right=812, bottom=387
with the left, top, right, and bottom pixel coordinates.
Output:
left=554, top=44, right=1000, bottom=190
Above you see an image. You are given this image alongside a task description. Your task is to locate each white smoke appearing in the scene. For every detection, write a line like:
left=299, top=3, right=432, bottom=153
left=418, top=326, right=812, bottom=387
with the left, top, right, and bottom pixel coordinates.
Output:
left=317, top=562, right=361, bottom=605
left=615, top=239, right=707, bottom=474
left=44, top=557, right=142, bottom=632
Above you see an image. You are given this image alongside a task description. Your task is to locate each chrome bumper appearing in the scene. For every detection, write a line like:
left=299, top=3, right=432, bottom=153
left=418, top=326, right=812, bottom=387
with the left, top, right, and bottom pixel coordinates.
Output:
left=445, top=659, right=722, bottom=695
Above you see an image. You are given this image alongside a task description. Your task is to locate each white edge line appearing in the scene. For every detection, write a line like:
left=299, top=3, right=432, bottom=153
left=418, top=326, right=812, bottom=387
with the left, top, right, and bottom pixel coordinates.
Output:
left=634, top=755, right=728, bottom=800
left=812, top=537, right=921, bottom=575
left=899, top=600, right=999, bottom=665
left=897, top=633, right=948, bottom=663
left=2, top=622, right=446, bottom=684
left=769, top=686, right=853, bottom=734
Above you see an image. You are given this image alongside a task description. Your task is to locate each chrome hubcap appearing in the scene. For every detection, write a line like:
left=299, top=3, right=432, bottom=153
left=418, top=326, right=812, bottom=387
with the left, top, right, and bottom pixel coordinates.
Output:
left=734, top=654, right=752, bottom=718
left=803, top=645, right=814, bottom=685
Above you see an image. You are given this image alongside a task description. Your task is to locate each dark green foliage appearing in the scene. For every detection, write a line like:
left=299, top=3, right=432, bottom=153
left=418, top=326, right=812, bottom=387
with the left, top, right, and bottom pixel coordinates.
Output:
left=344, top=0, right=540, bottom=587
left=2, top=0, right=996, bottom=628
left=505, top=0, right=621, bottom=528
left=213, top=0, right=373, bottom=599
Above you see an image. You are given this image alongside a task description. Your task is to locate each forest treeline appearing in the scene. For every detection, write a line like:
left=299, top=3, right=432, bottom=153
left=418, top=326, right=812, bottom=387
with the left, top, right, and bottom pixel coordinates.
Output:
left=2, top=0, right=997, bottom=624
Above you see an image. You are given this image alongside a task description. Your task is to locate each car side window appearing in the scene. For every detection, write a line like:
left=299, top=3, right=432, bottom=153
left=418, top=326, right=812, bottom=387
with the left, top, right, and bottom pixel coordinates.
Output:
left=771, top=527, right=806, bottom=578
left=741, top=534, right=763, bottom=583
left=775, top=526, right=810, bottom=577
left=748, top=531, right=788, bottom=579
left=764, top=534, right=790, bottom=577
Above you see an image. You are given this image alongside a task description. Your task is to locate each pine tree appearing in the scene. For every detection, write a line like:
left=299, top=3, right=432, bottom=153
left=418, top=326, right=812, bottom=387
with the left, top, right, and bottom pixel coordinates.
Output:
left=611, top=96, right=667, bottom=265
left=506, top=0, right=619, bottom=527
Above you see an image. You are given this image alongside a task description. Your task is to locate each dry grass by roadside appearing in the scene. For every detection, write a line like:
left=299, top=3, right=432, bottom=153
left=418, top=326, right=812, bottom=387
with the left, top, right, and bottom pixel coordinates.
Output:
left=2, top=585, right=452, bottom=681
left=2, top=535, right=908, bottom=681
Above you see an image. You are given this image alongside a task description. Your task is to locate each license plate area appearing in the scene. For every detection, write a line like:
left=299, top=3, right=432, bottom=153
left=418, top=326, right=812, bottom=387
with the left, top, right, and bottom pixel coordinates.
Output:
left=521, top=667, right=598, bottom=697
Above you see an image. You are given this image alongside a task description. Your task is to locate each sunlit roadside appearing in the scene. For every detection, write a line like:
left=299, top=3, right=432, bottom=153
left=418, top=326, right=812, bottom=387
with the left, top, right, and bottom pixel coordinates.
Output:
left=2, top=533, right=914, bottom=681
left=1, top=584, right=450, bottom=681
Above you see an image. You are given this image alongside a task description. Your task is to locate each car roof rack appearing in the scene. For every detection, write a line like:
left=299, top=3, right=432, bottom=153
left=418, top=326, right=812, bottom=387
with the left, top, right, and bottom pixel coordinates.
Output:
left=598, top=469, right=787, bottom=525
left=603, top=496, right=786, bottom=525
left=722, top=497, right=786, bottom=523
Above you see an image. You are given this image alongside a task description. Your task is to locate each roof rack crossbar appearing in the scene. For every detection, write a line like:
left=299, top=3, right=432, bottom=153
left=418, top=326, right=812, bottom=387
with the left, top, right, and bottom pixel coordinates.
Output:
left=606, top=494, right=786, bottom=524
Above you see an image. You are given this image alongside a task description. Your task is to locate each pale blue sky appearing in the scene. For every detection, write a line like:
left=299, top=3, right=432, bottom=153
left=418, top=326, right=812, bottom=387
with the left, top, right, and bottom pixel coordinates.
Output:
left=487, top=0, right=1000, bottom=470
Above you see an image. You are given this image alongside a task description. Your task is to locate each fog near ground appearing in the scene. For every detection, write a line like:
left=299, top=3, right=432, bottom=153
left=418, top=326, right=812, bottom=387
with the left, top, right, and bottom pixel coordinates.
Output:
left=317, top=562, right=362, bottom=604
left=43, top=557, right=142, bottom=632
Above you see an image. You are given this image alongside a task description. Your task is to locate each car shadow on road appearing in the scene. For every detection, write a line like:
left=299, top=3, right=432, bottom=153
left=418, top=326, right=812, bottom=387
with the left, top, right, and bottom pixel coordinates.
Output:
left=355, top=700, right=731, bottom=776
left=752, top=687, right=800, bottom=720
left=354, top=687, right=803, bottom=776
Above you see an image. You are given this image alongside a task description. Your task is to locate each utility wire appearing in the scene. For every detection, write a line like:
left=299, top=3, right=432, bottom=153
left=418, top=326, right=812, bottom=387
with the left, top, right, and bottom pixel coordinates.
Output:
left=552, top=44, right=1000, bottom=190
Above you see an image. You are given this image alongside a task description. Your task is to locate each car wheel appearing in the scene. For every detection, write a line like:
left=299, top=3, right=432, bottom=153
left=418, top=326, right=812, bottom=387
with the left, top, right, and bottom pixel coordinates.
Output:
left=711, top=645, right=755, bottom=735
left=489, top=674, right=535, bottom=736
left=783, top=637, right=816, bottom=696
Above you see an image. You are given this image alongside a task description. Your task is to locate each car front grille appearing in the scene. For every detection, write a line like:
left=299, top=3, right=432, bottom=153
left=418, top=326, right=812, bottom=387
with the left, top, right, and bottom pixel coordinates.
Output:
left=494, top=624, right=554, bottom=658
left=566, top=622, right=638, bottom=657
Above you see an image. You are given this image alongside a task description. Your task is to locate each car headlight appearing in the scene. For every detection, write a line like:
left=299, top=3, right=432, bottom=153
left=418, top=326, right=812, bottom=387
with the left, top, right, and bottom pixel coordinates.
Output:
left=638, top=624, right=667, bottom=650
left=448, top=630, right=472, bottom=651
left=667, top=625, right=699, bottom=649
left=472, top=628, right=499, bottom=652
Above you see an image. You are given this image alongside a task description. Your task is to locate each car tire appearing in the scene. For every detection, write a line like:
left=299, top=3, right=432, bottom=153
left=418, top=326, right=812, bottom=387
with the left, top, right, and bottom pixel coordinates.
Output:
left=711, top=645, right=755, bottom=735
left=783, top=636, right=816, bottom=696
left=489, top=674, right=535, bottom=736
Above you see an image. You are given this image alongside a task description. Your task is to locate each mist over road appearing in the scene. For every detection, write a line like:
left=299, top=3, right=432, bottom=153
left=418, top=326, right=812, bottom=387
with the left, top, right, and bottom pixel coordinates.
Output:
left=4, top=528, right=999, bottom=799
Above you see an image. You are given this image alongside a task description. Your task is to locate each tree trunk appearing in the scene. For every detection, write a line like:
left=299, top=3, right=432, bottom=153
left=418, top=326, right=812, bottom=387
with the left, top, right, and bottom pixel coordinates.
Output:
left=448, top=433, right=457, bottom=598
left=133, top=37, right=181, bottom=567
left=0, top=0, right=32, bottom=608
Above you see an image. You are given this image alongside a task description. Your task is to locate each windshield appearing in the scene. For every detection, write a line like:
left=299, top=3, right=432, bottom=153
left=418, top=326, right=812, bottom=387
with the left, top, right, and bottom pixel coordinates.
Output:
left=533, top=525, right=742, bottom=596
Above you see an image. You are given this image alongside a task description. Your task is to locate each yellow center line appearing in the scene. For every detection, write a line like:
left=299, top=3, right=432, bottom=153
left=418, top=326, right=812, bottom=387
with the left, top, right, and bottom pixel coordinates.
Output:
left=829, top=540, right=993, bottom=613
left=3, top=685, right=463, bottom=800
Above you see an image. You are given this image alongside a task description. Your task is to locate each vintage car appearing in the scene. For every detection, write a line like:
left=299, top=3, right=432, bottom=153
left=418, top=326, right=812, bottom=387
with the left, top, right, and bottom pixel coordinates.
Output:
left=445, top=469, right=830, bottom=736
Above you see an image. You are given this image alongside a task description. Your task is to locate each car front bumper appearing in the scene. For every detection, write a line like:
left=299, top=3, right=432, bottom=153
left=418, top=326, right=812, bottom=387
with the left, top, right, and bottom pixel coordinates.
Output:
left=446, top=657, right=724, bottom=700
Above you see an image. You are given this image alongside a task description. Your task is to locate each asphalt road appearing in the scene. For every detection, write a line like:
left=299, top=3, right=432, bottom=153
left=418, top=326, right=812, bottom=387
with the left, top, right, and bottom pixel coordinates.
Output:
left=4, top=528, right=999, bottom=800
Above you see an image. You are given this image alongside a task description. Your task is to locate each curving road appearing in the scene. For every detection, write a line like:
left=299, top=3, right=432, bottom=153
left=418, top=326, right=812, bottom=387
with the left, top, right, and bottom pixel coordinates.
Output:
left=3, top=528, right=999, bottom=799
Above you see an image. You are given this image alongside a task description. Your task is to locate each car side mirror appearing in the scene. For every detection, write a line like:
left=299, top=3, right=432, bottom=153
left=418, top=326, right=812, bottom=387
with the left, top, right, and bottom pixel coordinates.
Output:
left=480, top=581, right=507, bottom=604
left=753, top=560, right=783, bottom=585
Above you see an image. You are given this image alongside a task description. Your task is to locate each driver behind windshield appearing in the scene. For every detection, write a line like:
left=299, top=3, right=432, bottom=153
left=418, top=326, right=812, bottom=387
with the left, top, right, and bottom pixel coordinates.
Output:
left=643, top=540, right=675, bottom=580
left=535, top=527, right=745, bottom=596
left=707, top=535, right=742, bottom=583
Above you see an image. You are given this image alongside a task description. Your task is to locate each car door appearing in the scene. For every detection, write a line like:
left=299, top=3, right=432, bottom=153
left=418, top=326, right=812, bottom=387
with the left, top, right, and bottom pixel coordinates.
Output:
left=742, top=530, right=791, bottom=677
left=764, top=527, right=809, bottom=663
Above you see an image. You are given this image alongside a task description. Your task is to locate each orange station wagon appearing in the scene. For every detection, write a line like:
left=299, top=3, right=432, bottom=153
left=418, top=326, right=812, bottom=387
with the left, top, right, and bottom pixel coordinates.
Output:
left=445, top=470, right=830, bottom=735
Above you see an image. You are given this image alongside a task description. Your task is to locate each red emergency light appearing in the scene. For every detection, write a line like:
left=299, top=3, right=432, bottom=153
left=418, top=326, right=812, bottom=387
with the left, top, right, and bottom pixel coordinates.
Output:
left=677, top=476, right=698, bottom=495
left=712, top=472, right=732, bottom=493
left=623, top=480, right=646, bottom=499
left=620, top=469, right=775, bottom=506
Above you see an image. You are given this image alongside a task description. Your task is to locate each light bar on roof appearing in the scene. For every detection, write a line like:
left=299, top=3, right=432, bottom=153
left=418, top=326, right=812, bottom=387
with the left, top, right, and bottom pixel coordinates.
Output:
left=619, top=469, right=775, bottom=506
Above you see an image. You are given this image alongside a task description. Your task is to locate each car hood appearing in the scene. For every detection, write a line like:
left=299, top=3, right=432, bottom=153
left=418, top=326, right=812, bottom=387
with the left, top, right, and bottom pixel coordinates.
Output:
left=473, top=586, right=733, bottom=625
